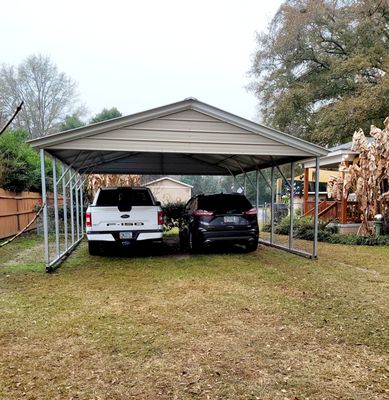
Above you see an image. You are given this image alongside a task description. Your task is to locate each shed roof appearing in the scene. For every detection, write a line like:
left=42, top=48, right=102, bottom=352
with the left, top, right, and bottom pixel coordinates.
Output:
left=144, top=177, right=193, bottom=188
left=28, top=98, right=328, bottom=175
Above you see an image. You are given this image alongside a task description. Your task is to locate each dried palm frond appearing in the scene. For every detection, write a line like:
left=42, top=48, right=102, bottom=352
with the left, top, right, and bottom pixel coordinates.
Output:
left=328, top=117, right=389, bottom=235
left=86, top=174, right=141, bottom=201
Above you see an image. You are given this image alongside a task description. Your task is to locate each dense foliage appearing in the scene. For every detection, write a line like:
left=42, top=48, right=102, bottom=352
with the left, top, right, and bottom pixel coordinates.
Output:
left=0, top=129, right=52, bottom=192
left=60, top=113, right=86, bottom=131
left=251, top=0, right=389, bottom=145
left=90, top=107, right=122, bottom=123
left=179, top=173, right=272, bottom=205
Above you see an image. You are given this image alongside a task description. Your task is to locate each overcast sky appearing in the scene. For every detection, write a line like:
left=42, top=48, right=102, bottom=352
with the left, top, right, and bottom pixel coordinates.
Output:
left=1, top=0, right=282, bottom=122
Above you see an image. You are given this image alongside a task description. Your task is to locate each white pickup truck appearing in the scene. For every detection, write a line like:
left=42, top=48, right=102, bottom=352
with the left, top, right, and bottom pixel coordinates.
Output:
left=86, top=187, right=164, bottom=255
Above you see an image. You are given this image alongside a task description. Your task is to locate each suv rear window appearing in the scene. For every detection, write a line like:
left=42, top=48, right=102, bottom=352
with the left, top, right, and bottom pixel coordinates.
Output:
left=96, top=188, right=154, bottom=207
left=198, top=194, right=252, bottom=212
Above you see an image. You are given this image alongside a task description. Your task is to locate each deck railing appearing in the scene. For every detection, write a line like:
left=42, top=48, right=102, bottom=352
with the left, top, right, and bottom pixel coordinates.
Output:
left=303, top=200, right=360, bottom=223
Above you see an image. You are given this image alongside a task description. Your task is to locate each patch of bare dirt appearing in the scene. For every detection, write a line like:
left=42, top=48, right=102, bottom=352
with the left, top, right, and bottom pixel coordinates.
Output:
left=3, top=242, right=44, bottom=266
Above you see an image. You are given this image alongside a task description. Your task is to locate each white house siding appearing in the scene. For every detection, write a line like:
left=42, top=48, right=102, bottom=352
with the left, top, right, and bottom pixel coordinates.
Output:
left=146, top=178, right=191, bottom=205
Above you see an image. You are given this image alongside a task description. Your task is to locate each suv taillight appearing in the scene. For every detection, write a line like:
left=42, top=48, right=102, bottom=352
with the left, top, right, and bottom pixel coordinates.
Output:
left=243, top=208, right=257, bottom=215
left=86, top=211, right=92, bottom=227
left=193, top=210, right=214, bottom=216
left=158, top=211, right=164, bottom=225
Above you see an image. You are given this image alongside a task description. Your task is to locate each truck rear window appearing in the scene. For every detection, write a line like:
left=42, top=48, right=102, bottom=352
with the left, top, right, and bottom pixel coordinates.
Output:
left=96, top=188, right=154, bottom=207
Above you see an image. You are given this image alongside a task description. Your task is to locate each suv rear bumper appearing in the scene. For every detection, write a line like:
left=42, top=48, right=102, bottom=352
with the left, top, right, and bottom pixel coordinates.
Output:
left=87, top=229, right=163, bottom=242
left=197, top=229, right=258, bottom=246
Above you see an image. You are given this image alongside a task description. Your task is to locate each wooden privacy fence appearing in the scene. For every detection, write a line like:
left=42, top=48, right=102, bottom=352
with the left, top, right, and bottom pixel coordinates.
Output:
left=0, top=189, right=42, bottom=239
left=0, top=189, right=63, bottom=239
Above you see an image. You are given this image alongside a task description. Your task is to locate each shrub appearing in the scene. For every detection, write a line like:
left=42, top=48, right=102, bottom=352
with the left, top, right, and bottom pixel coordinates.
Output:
left=263, top=216, right=327, bottom=237
left=264, top=215, right=389, bottom=246
left=324, top=233, right=389, bottom=246
left=161, top=202, right=186, bottom=230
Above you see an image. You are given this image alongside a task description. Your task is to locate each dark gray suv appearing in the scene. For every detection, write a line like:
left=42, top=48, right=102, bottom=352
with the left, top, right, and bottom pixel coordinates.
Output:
left=179, top=193, right=259, bottom=252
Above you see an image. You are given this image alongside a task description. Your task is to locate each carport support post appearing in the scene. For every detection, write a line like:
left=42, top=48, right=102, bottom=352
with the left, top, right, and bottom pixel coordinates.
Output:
left=255, top=170, right=259, bottom=213
left=270, top=166, right=275, bottom=244
left=69, top=170, right=75, bottom=244
left=52, top=158, right=60, bottom=257
left=289, top=162, right=295, bottom=249
left=313, top=157, right=320, bottom=258
left=243, top=173, right=246, bottom=195
left=62, top=163, right=68, bottom=250
left=40, top=149, right=50, bottom=271
left=80, top=175, right=84, bottom=237
left=75, top=173, right=80, bottom=240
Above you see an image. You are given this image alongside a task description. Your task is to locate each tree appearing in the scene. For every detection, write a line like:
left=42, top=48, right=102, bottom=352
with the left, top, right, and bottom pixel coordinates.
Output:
left=0, top=54, right=82, bottom=138
left=90, top=107, right=122, bottom=123
left=179, top=175, right=228, bottom=197
left=179, top=174, right=272, bottom=205
left=250, top=0, right=389, bottom=146
left=60, top=113, right=85, bottom=131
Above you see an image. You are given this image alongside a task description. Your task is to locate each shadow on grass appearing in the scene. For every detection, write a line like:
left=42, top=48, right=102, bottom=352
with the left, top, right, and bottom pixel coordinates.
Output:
left=93, top=234, right=252, bottom=259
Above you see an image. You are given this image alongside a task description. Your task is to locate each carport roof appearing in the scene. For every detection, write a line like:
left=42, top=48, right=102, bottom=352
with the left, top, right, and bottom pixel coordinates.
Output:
left=28, top=98, right=328, bottom=175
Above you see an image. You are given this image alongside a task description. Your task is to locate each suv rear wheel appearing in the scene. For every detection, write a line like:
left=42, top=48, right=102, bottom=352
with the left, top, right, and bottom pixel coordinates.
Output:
left=245, top=241, right=258, bottom=253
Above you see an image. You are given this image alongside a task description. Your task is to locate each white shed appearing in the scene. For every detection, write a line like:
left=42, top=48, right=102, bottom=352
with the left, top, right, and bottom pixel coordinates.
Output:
left=145, top=177, right=192, bottom=205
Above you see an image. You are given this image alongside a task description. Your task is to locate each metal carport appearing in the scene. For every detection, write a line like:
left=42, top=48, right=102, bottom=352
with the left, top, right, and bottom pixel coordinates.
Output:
left=28, top=98, right=328, bottom=271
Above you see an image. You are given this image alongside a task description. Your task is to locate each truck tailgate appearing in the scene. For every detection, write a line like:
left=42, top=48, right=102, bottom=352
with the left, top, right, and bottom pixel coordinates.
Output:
left=90, top=206, right=159, bottom=231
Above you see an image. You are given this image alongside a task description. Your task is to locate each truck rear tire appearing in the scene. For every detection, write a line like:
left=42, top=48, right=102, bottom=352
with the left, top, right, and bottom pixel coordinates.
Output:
left=88, top=241, right=101, bottom=256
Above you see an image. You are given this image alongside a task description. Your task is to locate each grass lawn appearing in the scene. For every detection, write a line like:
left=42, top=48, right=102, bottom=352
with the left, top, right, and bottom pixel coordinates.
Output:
left=0, top=234, right=388, bottom=399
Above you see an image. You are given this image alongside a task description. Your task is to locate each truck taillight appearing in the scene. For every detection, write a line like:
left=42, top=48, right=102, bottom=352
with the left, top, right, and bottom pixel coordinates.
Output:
left=243, top=208, right=257, bottom=215
left=158, top=211, right=164, bottom=225
left=86, top=212, right=92, bottom=227
left=193, top=210, right=214, bottom=216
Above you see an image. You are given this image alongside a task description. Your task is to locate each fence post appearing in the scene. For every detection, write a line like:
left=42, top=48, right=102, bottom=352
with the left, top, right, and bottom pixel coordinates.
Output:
left=16, top=193, right=20, bottom=231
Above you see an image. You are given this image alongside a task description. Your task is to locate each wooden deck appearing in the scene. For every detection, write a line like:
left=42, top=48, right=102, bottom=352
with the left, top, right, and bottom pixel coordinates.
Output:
left=303, top=200, right=360, bottom=223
